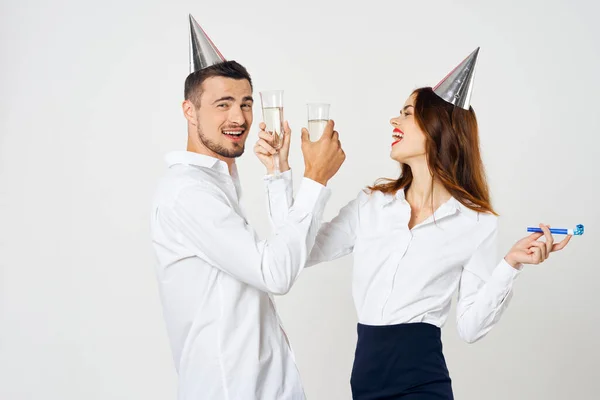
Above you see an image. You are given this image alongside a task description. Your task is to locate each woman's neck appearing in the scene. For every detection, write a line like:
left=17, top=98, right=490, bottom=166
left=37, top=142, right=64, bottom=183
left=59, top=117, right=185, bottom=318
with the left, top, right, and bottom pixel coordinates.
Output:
left=404, top=158, right=451, bottom=211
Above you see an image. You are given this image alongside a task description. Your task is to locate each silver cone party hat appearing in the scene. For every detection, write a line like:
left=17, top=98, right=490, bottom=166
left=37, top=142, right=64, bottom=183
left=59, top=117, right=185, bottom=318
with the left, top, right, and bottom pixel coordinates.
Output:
left=433, top=47, right=480, bottom=110
left=189, top=14, right=226, bottom=73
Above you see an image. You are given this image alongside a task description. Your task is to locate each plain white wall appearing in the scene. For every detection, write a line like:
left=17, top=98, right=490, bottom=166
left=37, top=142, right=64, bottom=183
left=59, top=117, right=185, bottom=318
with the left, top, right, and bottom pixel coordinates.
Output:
left=1, top=0, right=598, bottom=399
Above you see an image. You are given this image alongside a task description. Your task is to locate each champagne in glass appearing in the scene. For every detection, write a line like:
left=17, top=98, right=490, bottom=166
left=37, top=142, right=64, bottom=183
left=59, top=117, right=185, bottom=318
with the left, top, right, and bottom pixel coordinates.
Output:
left=307, top=103, right=330, bottom=141
left=262, top=107, right=284, bottom=150
left=260, top=90, right=284, bottom=175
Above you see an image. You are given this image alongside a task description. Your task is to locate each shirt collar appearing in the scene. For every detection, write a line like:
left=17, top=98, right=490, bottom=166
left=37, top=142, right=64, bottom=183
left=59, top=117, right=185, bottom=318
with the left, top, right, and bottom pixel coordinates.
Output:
left=454, top=199, right=481, bottom=221
left=165, top=151, right=235, bottom=177
left=389, top=188, right=480, bottom=221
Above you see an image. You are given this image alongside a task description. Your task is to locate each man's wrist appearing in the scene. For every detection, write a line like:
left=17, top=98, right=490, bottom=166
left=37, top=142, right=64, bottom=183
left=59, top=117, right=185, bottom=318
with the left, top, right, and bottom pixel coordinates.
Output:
left=266, top=160, right=290, bottom=175
left=304, top=169, right=328, bottom=186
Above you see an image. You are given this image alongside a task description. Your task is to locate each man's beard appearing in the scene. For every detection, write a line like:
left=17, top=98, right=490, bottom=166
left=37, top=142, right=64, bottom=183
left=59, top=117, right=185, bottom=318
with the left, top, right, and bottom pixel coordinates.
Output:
left=197, top=125, right=245, bottom=159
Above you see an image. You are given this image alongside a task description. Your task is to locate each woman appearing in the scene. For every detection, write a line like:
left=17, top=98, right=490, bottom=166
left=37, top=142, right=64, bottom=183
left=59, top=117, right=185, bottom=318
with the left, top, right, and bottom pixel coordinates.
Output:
left=254, top=49, right=571, bottom=399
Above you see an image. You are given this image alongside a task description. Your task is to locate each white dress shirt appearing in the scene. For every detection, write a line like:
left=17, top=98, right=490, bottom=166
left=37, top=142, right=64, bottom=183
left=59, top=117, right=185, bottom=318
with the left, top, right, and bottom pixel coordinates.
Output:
left=150, top=151, right=330, bottom=400
left=267, top=170, right=521, bottom=343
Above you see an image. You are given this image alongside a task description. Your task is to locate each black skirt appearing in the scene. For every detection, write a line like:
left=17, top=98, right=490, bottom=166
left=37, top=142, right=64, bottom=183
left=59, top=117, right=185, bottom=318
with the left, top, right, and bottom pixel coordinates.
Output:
left=350, top=322, right=454, bottom=400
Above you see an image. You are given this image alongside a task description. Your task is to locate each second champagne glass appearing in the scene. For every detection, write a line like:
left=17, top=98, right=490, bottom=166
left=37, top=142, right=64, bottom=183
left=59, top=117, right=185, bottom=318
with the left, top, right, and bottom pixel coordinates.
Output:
left=307, top=103, right=330, bottom=141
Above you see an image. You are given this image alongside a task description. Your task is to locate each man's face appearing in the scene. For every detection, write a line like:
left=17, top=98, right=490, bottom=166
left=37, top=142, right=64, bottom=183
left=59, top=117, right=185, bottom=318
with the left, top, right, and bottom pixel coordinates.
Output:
left=193, top=76, right=254, bottom=159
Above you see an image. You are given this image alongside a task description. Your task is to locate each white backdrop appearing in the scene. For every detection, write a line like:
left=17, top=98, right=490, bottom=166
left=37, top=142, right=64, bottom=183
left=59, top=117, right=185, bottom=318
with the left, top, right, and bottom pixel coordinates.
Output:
left=1, top=0, right=599, bottom=399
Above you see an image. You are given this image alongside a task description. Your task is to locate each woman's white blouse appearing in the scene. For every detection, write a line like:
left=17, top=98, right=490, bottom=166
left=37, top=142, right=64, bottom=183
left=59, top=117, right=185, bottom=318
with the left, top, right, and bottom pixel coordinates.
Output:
left=264, top=170, right=521, bottom=343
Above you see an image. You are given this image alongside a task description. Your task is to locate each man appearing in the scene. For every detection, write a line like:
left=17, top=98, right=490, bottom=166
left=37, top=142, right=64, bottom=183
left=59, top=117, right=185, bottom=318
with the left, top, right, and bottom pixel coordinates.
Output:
left=150, top=15, right=345, bottom=399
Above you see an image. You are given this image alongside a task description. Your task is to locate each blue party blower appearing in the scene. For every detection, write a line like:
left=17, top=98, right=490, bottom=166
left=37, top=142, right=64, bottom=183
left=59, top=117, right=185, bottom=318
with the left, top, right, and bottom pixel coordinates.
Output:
left=527, top=224, right=584, bottom=236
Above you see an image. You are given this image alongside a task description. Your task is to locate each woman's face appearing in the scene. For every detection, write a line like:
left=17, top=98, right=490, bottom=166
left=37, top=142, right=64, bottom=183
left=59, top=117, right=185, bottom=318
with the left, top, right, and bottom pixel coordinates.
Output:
left=389, top=93, right=427, bottom=164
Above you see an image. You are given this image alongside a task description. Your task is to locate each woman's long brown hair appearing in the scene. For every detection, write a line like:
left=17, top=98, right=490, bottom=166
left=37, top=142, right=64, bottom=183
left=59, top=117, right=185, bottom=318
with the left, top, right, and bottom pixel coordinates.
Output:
left=368, top=87, right=497, bottom=215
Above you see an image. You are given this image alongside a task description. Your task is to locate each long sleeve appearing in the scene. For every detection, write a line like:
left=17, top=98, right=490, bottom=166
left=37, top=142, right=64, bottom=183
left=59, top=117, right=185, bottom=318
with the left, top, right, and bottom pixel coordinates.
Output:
left=263, top=170, right=362, bottom=268
left=158, top=177, right=330, bottom=295
left=456, top=222, right=522, bottom=343
left=306, top=195, right=360, bottom=267
left=263, top=169, right=294, bottom=230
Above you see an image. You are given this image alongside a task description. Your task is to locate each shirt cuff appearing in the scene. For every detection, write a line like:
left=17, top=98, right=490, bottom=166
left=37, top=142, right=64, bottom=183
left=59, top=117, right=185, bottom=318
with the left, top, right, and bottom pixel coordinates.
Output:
left=263, top=174, right=287, bottom=193
left=264, top=169, right=293, bottom=207
left=492, top=258, right=522, bottom=287
left=263, top=169, right=292, bottom=182
left=291, top=177, right=331, bottom=216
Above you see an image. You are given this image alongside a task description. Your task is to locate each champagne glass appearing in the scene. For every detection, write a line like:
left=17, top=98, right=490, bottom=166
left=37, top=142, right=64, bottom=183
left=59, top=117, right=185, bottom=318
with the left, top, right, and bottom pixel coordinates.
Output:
left=307, top=103, right=330, bottom=141
left=260, top=90, right=284, bottom=176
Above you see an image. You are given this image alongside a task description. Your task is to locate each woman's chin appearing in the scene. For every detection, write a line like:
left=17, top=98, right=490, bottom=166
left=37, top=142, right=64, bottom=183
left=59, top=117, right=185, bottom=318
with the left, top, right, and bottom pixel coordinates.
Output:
left=390, top=150, right=425, bottom=165
left=390, top=150, right=407, bottom=163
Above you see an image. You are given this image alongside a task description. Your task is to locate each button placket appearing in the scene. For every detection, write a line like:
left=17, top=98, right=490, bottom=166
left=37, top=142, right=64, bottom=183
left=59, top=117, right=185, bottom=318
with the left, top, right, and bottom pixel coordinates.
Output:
left=380, top=229, right=413, bottom=321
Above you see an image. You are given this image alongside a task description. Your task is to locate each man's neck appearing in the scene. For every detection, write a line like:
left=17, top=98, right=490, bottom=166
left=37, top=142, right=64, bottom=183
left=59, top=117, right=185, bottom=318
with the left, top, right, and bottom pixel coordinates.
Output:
left=187, top=137, right=235, bottom=174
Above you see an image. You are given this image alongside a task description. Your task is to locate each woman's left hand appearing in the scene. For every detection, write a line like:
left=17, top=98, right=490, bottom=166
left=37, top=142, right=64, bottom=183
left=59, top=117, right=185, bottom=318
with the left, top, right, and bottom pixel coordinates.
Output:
left=504, top=223, right=572, bottom=269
